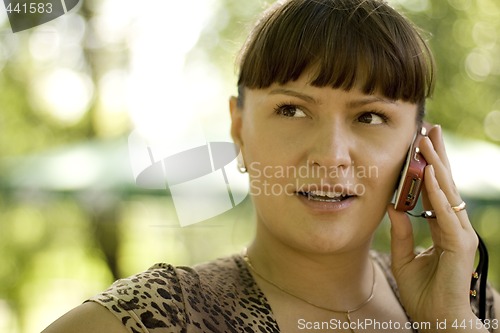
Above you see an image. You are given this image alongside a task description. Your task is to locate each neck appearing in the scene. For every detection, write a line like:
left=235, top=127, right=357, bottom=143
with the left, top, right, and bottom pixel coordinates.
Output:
left=246, top=231, right=375, bottom=311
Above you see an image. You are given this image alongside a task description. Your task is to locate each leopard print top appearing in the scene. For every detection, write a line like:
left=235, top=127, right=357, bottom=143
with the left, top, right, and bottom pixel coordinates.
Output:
left=88, top=251, right=495, bottom=333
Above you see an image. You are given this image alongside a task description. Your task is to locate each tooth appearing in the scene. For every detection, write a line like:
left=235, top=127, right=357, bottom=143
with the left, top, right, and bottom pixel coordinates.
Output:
left=310, top=190, right=343, bottom=198
left=305, top=191, right=348, bottom=202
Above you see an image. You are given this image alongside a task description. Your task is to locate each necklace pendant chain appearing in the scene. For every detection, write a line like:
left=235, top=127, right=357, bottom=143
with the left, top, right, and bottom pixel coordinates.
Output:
left=243, top=250, right=376, bottom=333
left=345, top=312, right=355, bottom=333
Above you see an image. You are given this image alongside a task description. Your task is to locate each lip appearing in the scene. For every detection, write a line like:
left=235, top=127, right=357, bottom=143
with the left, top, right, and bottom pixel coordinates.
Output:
left=296, top=192, right=356, bottom=213
left=294, top=183, right=357, bottom=214
left=296, top=183, right=356, bottom=195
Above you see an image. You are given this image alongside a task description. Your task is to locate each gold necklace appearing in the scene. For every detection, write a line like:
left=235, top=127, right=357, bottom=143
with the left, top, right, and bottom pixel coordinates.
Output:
left=243, top=252, right=376, bottom=333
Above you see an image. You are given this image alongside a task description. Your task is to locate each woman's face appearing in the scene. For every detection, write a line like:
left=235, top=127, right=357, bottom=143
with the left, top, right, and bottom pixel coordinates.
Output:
left=231, top=72, right=418, bottom=254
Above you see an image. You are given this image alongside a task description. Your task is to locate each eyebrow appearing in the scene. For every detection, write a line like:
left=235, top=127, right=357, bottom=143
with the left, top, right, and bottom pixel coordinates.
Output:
left=269, top=88, right=398, bottom=107
left=268, top=88, right=319, bottom=104
left=346, top=96, right=398, bottom=108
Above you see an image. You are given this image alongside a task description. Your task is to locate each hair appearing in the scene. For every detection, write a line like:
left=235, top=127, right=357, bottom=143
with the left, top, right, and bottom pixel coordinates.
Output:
left=236, top=0, right=435, bottom=122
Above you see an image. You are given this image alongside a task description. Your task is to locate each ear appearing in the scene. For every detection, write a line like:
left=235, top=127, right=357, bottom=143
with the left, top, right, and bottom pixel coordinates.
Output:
left=229, top=96, right=244, bottom=149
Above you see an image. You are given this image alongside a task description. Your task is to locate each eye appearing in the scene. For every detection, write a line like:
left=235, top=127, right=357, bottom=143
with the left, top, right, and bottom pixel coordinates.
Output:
left=274, top=104, right=307, bottom=118
left=357, top=112, right=388, bottom=125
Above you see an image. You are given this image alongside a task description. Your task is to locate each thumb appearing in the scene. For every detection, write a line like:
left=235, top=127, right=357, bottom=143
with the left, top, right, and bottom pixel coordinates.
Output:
left=387, top=204, right=415, bottom=273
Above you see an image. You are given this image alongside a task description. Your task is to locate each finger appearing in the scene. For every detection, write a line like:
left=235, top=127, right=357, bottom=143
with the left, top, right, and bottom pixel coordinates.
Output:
left=419, top=125, right=437, bottom=211
left=424, top=164, right=463, bottom=235
left=387, top=204, right=415, bottom=273
left=427, top=125, right=452, bottom=171
left=420, top=171, right=432, bottom=211
left=425, top=126, right=474, bottom=234
left=427, top=214, right=443, bottom=248
left=419, top=166, right=443, bottom=248
left=420, top=136, right=462, bottom=208
left=421, top=139, right=472, bottom=230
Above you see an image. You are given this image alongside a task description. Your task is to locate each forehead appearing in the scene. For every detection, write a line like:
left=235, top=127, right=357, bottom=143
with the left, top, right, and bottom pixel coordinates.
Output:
left=244, top=77, right=417, bottom=113
left=237, top=0, right=434, bottom=105
left=245, top=69, right=393, bottom=102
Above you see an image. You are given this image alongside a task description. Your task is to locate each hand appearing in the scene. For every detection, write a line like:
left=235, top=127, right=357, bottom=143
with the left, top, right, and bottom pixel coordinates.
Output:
left=387, top=125, right=484, bottom=331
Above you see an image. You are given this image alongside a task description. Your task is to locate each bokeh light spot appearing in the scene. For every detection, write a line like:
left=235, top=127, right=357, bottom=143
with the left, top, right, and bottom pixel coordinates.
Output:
left=484, top=110, right=500, bottom=141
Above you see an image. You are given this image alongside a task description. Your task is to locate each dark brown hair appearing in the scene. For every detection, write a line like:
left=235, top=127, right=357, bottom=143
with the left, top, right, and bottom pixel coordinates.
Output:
left=236, top=0, right=435, bottom=120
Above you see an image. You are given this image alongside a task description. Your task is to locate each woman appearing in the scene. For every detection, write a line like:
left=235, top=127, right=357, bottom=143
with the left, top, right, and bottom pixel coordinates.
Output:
left=43, top=0, right=499, bottom=332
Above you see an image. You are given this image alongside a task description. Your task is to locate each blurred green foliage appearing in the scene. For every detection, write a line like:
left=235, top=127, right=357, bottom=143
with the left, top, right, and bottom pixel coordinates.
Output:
left=401, top=0, right=500, bottom=140
left=0, top=0, right=499, bottom=332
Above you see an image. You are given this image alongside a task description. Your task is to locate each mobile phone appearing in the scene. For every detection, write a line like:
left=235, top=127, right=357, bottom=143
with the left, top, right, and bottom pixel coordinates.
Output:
left=393, top=124, right=431, bottom=211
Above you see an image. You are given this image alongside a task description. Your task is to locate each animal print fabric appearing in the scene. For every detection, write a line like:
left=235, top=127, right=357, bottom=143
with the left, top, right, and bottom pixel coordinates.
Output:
left=88, top=252, right=495, bottom=332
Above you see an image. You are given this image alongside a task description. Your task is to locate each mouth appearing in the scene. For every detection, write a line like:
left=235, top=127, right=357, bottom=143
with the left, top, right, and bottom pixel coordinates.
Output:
left=296, top=190, right=355, bottom=202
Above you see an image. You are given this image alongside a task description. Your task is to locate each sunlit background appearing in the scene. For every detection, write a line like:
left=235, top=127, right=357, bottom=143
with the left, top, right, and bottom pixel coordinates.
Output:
left=0, top=0, right=499, bottom=332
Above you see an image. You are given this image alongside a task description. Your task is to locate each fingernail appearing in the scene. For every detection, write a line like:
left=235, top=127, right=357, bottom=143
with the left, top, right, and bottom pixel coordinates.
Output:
left=434, top=124, right=442, bottom=135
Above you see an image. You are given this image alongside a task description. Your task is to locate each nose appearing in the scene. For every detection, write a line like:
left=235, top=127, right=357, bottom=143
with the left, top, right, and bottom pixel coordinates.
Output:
left=308, top=122, right=353, bottom=170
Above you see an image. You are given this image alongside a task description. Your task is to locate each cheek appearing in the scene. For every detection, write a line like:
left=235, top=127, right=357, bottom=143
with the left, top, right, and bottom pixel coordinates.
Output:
left=242, top=122, right=298, bottom=168
left=351, top=126, right=415, bottom=213
left=240, top=116, right=300, bottom=200
left=240, top=114, right=269, bottom=158
left=357, top=140, right=410, bottom=196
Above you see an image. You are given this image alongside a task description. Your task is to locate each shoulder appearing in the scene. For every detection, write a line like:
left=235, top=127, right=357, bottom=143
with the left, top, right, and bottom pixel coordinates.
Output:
left=41, top=302, right=128, bottom=333
left=43, top=254, right=250, bottom=333
left=43, top=263, right=191, bottom=333
left=86, top=259, right=226, bottom=332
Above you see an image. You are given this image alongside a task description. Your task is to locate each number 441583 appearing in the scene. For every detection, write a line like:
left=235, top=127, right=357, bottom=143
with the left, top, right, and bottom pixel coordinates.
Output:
left=6, top=2, right=53, bottom=14
left=452, top=319, right=499, bottom=330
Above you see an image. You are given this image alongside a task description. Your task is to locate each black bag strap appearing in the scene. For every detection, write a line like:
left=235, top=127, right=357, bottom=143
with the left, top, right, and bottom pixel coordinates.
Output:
left=471, top=230, right=489, bottom=321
